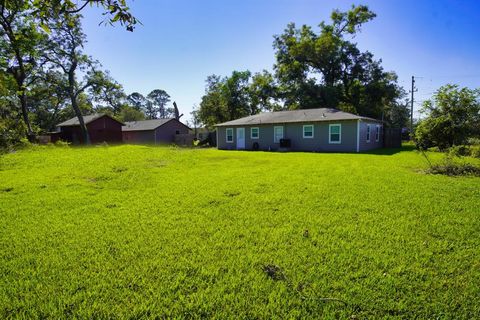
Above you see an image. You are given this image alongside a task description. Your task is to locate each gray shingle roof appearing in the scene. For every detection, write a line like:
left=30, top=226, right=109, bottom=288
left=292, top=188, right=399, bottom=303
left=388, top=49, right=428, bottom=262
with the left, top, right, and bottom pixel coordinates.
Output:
left=57, top=114, right=109, bottom=127
left=215, top=108, right=380, bottom=127
left=122, top=119, right=174, bottom=131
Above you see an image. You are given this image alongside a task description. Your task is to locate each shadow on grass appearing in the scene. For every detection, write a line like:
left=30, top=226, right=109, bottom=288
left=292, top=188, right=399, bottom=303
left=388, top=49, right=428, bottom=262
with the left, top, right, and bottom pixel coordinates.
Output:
left=363, top=144, right=416, bottom=156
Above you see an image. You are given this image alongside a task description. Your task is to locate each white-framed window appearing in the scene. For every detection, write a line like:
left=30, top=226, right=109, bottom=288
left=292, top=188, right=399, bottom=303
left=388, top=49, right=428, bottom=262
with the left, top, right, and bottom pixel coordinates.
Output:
left=329, top=124, right=341, bottom=144
left=251, top=127, right=259, bottom=139
left=303, top=125, right=314, bottom=138
left=274, top=126, right=284, bottom=143
left=226, top=128, right=233, bottom=143
left=375, top=125, right=380, bottom=142
left=366, top=124, right=371, bottom=143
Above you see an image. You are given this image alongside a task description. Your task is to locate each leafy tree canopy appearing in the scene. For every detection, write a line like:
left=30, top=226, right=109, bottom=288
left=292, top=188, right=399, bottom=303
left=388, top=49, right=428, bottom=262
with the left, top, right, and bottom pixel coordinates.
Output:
left=415, top=84, right=480, bottom=150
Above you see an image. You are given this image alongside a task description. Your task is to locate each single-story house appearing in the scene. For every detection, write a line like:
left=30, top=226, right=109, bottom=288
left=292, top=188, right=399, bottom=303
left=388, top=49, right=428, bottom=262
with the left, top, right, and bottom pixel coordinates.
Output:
left=122, top=118, right=191, bottom=144
left=215, top=108, right=383, bottom=152
left=56, top=114, right=124, bottom=144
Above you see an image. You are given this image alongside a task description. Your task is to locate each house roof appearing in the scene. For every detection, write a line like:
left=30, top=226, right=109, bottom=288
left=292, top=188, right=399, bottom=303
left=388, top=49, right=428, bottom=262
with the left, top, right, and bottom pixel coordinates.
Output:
left=215, top=108, right=380, bottom=127
left=122, top=118, right=191, bottom=132
left=57, top=114, right=124, bottom=127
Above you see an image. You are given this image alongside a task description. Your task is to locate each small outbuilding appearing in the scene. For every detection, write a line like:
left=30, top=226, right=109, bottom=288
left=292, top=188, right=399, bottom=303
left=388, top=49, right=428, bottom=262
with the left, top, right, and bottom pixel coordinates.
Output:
left=215, top=108, right=383, bottom=152
left=122, top=119, right=191, bottom=144
left=56, top=114, right=124, bottom=144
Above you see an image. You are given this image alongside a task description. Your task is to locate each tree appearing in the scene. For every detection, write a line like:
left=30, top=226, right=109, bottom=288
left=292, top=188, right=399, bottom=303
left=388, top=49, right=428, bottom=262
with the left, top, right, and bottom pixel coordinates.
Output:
left=31, top=0, right=139, bottom=32
left=44, top=13, right=104, bottom=144
left=89, top=70, right=128, bottom=115
left=415, top=85, right=480, bottom=150
left=127, top=92, right=147, bottom=111
left=0, top=0, right=47, bottom=140
left=272, top=5, right=406, bottom=122
left=118, top=105, right=145, bottom=122
left=198, top=75, right=227, bottom=129
left=147, top=89, right=171, bottom=119
left=28, top=70, right=70, bottom=132
left=249, top=70, right=280, bottom=112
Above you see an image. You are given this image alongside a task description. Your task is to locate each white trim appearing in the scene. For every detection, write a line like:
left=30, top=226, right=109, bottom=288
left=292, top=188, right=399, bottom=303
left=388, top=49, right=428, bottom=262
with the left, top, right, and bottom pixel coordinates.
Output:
left=356, top=120, right=360, bottom=152
left=273, top=126, right=284, bottom=143
left=226, top=128, right=234, bottom=143
left=250, top=127, right=259, bottom=139
left=302, top=124, right=314, bottom=138
left=375, top=125, right=380, bottom=142
left=236, top=127, right=245, bottom=149
left=328, top=124, right=341, bottom=144
left=366, top=124, right=371, bottom=143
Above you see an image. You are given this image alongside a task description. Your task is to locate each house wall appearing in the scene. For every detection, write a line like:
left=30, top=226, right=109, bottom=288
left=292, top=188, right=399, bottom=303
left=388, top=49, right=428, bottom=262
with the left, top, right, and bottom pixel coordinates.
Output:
left=217, top=120, right=361, bottom=152
left=59, top=116, right=123, bottom=144
left=358, top=120, right=383, bottom=151
left=122, top=130, right=156, bottom=144
left=155, top=119, right=190, bottom=143
left=122, top=119, right=191, bottom=144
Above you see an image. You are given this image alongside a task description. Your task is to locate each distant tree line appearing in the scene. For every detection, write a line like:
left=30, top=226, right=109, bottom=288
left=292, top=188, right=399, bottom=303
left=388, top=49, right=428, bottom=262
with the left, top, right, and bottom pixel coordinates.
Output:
left=197, top=5, right=410, bottom=130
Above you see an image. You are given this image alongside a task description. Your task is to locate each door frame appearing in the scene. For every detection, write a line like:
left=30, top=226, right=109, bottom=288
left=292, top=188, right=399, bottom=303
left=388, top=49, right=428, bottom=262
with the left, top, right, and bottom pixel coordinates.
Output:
left=236, top=127, right=245, bottom=149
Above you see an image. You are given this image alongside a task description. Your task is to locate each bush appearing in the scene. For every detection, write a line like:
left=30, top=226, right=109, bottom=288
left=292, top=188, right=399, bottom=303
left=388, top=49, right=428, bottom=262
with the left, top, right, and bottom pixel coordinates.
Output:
left=424, top=153, right=480, bottom=177
left=470, top=145, right=480, bottom=158
left=448, top=145, right=470, bottom=157
left=427, top=163, right=480, bottom=177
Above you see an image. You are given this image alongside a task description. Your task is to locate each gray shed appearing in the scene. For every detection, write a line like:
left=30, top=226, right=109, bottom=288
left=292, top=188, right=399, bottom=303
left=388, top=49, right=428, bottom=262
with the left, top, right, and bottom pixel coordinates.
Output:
left=122, top=119, right=190, bottom=144
left=215, top=108, right=383, bottom=152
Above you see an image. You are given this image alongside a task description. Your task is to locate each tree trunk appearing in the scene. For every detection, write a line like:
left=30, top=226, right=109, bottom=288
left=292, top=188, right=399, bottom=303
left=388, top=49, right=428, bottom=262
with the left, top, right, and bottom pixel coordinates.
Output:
left=68, top=63, right=90, bottom=145
left=18, top=87, right=35, bottom=142
left=70, top=93, right=90, bottom=144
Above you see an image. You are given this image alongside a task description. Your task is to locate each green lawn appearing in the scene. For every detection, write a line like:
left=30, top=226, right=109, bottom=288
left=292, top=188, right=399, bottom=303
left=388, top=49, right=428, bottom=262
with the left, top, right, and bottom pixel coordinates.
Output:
left=0, top=145, right=479, bottom=319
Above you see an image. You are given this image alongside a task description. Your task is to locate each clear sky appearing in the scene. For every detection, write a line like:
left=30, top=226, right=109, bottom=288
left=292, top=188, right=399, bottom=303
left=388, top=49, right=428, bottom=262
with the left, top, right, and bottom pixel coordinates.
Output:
left=81, top=0, right=480, bottom=122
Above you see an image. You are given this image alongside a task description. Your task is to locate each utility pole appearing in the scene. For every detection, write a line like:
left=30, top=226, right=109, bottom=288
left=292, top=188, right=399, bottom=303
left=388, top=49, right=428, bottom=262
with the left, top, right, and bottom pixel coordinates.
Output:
left=410, top=76, right=417, bottom=140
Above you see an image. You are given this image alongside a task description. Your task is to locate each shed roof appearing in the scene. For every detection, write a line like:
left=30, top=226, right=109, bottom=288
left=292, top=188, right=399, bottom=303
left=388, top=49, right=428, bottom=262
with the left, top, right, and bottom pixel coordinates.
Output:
left=215, top=108, right=380, bottom=127
left=122, top=118, right=191, bottom=132
left=57, top=114, right=124, bottom=127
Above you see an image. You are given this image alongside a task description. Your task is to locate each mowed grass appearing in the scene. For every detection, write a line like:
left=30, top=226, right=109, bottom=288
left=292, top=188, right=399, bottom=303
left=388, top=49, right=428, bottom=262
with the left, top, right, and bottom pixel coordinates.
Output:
left=0, top=145, right=479, bottom=319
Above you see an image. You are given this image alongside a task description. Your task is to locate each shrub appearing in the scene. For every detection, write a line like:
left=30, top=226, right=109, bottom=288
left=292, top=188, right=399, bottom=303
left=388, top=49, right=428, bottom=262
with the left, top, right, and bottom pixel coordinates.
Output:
left=470, top=145, right=480, bottom=159
left=427, top=163, right=480, bottom=177
left=448, top=145, right=470, bottom=157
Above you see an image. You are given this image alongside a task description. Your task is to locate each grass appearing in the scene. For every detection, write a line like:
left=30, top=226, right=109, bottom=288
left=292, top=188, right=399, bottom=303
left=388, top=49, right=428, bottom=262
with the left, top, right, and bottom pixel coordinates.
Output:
left=0, top=145, right=479, bottom=319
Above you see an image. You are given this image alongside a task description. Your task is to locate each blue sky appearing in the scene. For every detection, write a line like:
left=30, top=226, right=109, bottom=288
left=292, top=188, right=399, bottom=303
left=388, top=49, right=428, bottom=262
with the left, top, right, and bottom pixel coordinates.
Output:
left=81, top=0, right=480, bottom=122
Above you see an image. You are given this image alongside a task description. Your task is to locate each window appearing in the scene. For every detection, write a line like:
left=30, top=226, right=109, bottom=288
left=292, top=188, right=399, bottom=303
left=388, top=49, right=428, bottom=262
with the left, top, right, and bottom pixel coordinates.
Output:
left=226, top=128, right=233, bottom=143
left=274, top=126, right=283, bottom=143
left=375, top=125, right=380, bottom=142
left=175, top=130, right=180, bottom=134
left=303, top=125, right=314, bottom=138
left=329, top=124, right=341, bottom=144
left=366, top=125, right=371, bottom=143
left=251, top=127, right=259, bottom=139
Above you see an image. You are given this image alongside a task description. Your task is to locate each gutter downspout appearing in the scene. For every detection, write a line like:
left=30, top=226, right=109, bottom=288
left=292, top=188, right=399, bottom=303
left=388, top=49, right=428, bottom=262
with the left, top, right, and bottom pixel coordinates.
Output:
left=356, top=119, right=360, bottom=153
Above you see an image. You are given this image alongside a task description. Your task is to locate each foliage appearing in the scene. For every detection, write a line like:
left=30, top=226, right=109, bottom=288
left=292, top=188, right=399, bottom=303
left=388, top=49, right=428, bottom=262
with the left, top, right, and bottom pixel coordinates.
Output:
left=415, top=85, right=480, bottom=150
left=0, top=146, right=479, bottom=318
left=118, top=105, right=145, bottom=122
left=147, top=89, right=171, bottom=119
left=272, top=5, right=406, bottom=123
left=425, top=154, right=480, bottom=176
left=198, top=71, right=271, bottom=129
left=31, top=0, right=139, bottom=32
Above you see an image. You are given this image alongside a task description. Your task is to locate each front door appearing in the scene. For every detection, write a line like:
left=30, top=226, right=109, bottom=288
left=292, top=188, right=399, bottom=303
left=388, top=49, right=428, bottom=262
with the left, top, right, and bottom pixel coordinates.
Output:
left=236, top=127, right=245, bottom=149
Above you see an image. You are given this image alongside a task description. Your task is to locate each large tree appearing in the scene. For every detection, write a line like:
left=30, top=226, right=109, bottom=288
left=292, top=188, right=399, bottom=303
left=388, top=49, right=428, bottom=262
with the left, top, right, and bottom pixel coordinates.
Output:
left=147, top=89, right=171, bottom=119
left=44, top=13, right=106, bottom=144
left=272, top=5, right=405, bottom=122
left=415, top=85, right=480, bottom=150
left=198, top=71, right=256, bottom=129
left=0, top=0, right=46, bottom=140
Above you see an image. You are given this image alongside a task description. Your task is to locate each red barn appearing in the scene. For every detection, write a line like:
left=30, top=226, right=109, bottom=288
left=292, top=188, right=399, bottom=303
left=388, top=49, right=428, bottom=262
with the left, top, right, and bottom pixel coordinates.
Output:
left=56, top=114, right=124, bottom=144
